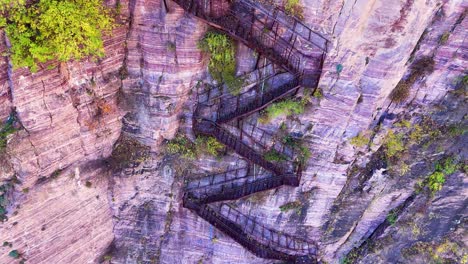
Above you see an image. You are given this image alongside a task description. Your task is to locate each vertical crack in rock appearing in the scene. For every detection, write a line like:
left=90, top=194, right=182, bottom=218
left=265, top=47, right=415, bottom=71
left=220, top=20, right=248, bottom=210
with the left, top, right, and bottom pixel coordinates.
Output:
left=40, top=80, right=53, bottom=127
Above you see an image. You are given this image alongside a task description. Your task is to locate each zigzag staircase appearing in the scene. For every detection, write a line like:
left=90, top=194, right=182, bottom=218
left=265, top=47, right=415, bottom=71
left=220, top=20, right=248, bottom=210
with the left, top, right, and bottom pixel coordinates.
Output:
left=173, top=0, right=327, bottom=262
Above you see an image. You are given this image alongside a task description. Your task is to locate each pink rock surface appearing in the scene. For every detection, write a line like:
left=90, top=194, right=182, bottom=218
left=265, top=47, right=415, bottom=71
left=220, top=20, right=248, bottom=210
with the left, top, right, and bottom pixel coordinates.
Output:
left=0, top=0, right=466, bottom=263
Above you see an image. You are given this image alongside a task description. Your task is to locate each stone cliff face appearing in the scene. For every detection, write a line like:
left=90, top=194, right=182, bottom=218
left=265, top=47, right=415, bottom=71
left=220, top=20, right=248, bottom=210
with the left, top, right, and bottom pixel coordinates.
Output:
left=0, top=0, right=466, bottom=264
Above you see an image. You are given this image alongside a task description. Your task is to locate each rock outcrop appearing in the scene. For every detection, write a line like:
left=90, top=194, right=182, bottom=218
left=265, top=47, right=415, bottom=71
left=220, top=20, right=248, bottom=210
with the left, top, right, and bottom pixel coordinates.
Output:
left=0, top=0, right=466, bottom=263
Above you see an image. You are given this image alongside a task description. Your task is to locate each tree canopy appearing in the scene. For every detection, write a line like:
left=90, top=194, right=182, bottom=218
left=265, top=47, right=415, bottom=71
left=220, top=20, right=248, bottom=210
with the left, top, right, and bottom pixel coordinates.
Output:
left=0, top=0, right=115, bottom=72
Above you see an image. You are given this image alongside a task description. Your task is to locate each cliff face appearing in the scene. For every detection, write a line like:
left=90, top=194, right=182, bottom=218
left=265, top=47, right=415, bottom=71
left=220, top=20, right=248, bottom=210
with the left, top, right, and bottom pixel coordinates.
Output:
left=0, top=0, right=466, bottom=264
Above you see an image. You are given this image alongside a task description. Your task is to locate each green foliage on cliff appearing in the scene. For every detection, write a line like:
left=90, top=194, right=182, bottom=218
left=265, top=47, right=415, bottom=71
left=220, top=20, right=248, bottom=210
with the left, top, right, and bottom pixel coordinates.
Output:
left=166, top=134, right=224, bottom=159
left=198, top=31, right=243, bottom=94
left=0, top=178, right=18, bottom=221
left=350, top=133, right=369, bottom=147
left=264, top=149, right=288, bottom=162
left=166, top=134, right=197, bottom=159
left=0, top=0, right=115, bottom=72
left=284, top=0, right=304, bottom=20
left=386, top=210, right=398, bottom=225
left=0, top=123, right=16, bottom=151
left=259, top=98, right=305, bottom=123
left=0, top=112, right=18, bottom=152
left=426, top=171, right=445, bottom=194
left=384, top=130, right=405, bottom=158
left=195, top=136, right=224, bottom=157
left=425, top=157, right=460, bottom=194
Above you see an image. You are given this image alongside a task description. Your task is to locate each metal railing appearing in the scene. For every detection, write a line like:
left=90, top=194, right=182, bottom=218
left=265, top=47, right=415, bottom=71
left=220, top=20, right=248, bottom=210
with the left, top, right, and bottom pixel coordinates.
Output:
left=175, top=0, right=321, bottom=261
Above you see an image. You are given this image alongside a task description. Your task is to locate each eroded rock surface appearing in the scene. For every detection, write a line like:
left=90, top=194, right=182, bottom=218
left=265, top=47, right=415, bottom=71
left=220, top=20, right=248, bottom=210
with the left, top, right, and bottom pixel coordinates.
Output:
left=0, top=0, right=466, bottom=263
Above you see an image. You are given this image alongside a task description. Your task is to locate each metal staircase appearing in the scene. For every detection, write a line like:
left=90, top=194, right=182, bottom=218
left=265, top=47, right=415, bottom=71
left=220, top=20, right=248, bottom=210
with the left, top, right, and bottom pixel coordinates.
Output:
left=173, top=0, right=328, bottom=262
left=182, top=202, right=318, bottom=263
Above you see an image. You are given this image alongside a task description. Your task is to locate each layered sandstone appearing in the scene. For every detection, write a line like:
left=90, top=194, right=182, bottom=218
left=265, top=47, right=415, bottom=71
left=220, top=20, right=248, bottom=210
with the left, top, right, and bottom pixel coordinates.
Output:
left=0, top=0, right=466, bottom=263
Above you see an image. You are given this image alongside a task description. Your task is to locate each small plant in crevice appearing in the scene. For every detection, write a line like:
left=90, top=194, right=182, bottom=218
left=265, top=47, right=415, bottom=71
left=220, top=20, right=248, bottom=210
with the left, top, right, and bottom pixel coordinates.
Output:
left=439, top=31, right=450, bottom=45
left=50, top=169, right=63, bottom=180
left=386, top=210, right=398, bottom=225
left=312, top=88, right=323, bottom=99
left=279, top=200, right=302, bottom=214
left=417, top=156, right=461, bottom=195
left=3, top=241, right=13, bottom=247
left=350, top=133, right=370, bottom=148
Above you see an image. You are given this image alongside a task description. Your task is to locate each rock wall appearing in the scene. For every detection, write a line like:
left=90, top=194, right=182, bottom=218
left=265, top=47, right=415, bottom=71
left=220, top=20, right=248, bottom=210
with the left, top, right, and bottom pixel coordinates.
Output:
left=0, top=0, right=129, bottom=262
left=0, top=0, right=466, bottom=263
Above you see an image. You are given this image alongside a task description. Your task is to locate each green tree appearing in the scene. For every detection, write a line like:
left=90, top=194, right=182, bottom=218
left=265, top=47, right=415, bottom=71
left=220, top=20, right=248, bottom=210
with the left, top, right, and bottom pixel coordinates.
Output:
left=0, top=0, right=114, bottom=72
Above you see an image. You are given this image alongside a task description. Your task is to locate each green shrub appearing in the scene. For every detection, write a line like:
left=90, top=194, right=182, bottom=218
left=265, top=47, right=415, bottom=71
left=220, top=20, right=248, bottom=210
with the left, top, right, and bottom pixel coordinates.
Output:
left=409, top=124, right=424, bottom=143
left=396, top=120, right=412, bottom=128
left=435, top=157, right=459, bottom=176
left=198, top=31, right=243, bottom=94
left=195, top=136, right=224, bottom=157
left=264, top=149, right=288, bottom=162
left=423, top=157, right=460, bottom=195
left=447, top=123, right=467, bottom=137
left=0, top=112, right=18, bottom=152
left=384, top=130, right=405, bottom=158
left=260, top=99, right=305, bottom=123
left=350, top=133, right=369, bottom=147
left=386, top=210, right=398, bottom=225
left=312, top=88, right=323, bottom=99
left=284, top=0, right=304, bottom=20
left=166, top=134, right=224, bottom=159
left=0, top=0, right=115, bottom=72
left=427, top=171, right=445, bottom=194
left=166, top=134, right=196, bottom=159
